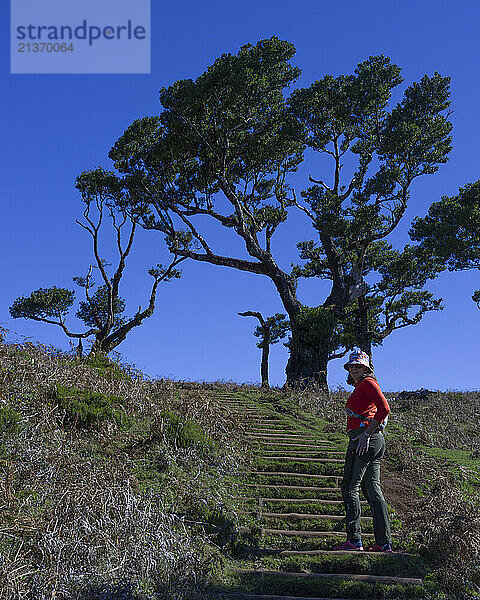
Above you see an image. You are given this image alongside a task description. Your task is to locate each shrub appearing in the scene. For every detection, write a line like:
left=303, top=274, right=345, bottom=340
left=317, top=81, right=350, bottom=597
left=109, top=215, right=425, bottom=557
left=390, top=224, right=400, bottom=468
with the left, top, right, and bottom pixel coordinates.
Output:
left=49, top=383, right=128, bottom=427
left=162, top=410, right=216, bottom=453
left=81, top=353, right=131, bottom=381
left=414, top=474, right=480, bottom=596
left=0, top=405, right=21, bottom=434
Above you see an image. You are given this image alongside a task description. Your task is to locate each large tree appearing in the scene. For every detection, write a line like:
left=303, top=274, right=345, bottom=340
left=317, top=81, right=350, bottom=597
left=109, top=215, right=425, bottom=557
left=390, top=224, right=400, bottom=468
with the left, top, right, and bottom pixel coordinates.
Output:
left=106, top=37, right=452, bottom=388
left=10, top=168, right=184, bottom=355
left=286, top=56, right=451, bottom=376
left=410, top=181, right=480, bottom=309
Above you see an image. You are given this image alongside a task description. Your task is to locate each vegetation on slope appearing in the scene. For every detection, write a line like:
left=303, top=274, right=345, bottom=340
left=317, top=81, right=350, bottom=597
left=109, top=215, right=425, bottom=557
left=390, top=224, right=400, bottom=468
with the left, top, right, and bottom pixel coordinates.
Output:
left=1, top=334, right=479, bottom=599
left=0, top=338, right=250, bottom=600
left=265, top=385, right=480, bottom=599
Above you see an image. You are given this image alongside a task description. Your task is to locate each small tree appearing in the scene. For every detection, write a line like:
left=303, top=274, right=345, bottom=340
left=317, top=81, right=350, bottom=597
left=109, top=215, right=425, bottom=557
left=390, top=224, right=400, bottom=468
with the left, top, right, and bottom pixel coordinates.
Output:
left=410, top=181, right=480, bottom=310
left=10, top=168, right=184, bottom=355
left=238, top=311, right=289, bottom=388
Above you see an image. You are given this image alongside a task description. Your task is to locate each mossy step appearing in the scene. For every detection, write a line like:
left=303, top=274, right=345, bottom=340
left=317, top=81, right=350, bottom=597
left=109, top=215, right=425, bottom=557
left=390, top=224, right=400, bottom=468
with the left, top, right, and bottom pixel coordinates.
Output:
left=247, top=426, right=302, bottom=431
left=213, top=594, right=382, bottom=600
left=232, top=553, right=424, bottom=578
left=233, top=569, right=423, bottom=586
left=255, top=456, right=343, bottom=463
left=252, top=442, right=338, bottom=449
left=249, top=438, right=334, bottom=445
left=253, top=462, right=342, bottom=477
left=238, top=472, right=339, bottom=480
left=259, top=518, right=373, bottom=534
left=257, top=443, right=340, bottom=450
left=240, top=490, right=341, bottom=500
left=258, top=450, right=344, bottom=456
left=240, top=484, right=341, bottom=492
left=249, top=427, right=306, bottom=435
left=248, top=432, right=326, bottom=437
left=247, top=547, right=398, bottom=556
left=259, top=534, right=364, bottom=551
left=229, top=410, right=270, bottom=414
left=235, top=500, right=370, bottom=516
left=233, top=497, right=367, bottom=506
left=240, top=476, right=339, bottom=489
left=246, top=420, right=292, bottom=424
left=225, top=406, right=272, bottom=410
left=257, top=529, right=376, bottom=539
left=227, top=406, right=273, bottom=410
left=240, top=511, right=372, bottom=522
left=213, top=594, right=373, bottom=600
left=221, top=408, right=267, bottom=411
left=246, top=440, right=335, bottom=448
left=233, top=414, right=276, bottom=418
left=216, top=577, right=429, bottom=599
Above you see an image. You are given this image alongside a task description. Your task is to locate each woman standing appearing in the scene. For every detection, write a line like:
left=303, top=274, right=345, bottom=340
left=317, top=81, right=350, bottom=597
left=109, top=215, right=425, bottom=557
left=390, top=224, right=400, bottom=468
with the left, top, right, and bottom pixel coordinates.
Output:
left=333, top=350, right=393, bottom=553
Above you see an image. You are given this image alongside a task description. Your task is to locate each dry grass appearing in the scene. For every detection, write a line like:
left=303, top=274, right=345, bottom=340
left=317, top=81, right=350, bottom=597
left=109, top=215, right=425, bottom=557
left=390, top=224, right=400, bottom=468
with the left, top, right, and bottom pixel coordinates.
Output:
left=0, top=337, right=246, bottom=600
left=412, top=474, right=480, bottom=598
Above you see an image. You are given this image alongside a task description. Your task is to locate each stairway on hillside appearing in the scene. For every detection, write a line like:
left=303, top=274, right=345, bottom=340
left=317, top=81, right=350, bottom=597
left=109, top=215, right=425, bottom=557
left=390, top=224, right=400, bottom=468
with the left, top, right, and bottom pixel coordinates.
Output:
left=208, top=392, right=430, bottom=600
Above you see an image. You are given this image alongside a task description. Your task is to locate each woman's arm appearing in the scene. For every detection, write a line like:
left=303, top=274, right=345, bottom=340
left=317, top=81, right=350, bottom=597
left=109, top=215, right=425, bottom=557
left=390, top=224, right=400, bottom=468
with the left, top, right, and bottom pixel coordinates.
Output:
left=355, top=419, right=380, bottom=456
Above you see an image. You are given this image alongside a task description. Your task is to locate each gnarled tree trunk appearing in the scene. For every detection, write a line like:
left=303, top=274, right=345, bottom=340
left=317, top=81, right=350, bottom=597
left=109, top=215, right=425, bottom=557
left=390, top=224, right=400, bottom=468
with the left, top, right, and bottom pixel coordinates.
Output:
left=285, top=341, right=328, bottom=392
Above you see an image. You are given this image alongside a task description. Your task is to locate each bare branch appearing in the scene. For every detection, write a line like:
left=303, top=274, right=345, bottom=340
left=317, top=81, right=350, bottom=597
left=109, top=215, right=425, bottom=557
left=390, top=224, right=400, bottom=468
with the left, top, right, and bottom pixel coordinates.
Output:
left=171, top=205, right=214, bottom=255
left=291, top=189, right=316, bottom=222
left=308, top=175, right=331, bottom=191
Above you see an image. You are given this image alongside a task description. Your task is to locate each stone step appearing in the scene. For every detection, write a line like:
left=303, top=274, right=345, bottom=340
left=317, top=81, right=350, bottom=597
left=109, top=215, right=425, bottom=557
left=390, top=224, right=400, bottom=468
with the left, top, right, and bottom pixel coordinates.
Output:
left=232, top=569, right=423, bottom=586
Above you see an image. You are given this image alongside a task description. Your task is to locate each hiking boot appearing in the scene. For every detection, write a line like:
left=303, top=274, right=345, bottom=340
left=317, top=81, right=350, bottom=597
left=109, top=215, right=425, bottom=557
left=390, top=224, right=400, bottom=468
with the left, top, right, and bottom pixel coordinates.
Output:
left=332, top=540, right=364, bottom=551
left=368, top=543, right=393, bottom=553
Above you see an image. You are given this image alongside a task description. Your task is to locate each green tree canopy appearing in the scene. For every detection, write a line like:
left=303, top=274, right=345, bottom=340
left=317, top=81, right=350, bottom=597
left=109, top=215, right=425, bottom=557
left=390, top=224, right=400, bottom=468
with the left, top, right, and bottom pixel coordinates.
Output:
left=99, top=37, right=452, bottom=388
left=410, top=181, right=480, bottom=308
left=10, top=287, right=76, bottom=323
left=252, top=313, right=290, bottom=348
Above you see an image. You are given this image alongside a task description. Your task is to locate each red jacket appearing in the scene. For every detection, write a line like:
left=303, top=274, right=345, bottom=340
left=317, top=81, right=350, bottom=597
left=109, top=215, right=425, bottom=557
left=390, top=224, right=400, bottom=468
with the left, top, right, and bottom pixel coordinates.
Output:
left=345, top=376, right=390, bottom=432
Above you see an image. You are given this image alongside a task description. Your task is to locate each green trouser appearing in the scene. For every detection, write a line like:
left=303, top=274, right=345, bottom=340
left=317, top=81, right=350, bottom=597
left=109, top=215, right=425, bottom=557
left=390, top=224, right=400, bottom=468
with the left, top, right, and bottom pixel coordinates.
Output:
left=340, top=429, right=391, bottom=547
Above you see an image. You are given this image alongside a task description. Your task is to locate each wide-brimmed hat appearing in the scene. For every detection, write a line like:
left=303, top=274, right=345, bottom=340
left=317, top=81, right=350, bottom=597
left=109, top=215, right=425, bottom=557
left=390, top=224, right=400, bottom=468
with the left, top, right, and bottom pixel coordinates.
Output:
left=343, top=350, right=373, bottom=372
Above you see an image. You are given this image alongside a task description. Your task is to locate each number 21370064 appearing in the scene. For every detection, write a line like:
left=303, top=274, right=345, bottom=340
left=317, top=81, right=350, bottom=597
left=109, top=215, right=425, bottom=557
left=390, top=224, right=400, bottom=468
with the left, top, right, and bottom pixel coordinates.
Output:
left=18, top=42, right=74, bottom=52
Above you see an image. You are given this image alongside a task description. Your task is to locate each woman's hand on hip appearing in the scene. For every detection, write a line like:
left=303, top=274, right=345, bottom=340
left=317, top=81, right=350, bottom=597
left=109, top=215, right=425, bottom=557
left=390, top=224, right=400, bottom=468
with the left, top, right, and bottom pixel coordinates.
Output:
left=355, top=431, right=370, bottom=456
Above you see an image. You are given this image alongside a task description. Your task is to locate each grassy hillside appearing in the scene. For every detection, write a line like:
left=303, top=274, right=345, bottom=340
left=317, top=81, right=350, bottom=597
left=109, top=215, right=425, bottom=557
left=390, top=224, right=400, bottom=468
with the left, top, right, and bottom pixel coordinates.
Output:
left=261, top=385, right=480, bottom=599
left=0, top=339, right=255, bottom=599
left=0, top=337, right=479, bottom=599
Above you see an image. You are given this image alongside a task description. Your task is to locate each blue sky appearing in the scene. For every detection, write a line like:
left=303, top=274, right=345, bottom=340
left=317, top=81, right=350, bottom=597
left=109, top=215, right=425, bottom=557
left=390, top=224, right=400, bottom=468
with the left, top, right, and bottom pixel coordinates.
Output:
left=2, top=0, right=480, bottom=391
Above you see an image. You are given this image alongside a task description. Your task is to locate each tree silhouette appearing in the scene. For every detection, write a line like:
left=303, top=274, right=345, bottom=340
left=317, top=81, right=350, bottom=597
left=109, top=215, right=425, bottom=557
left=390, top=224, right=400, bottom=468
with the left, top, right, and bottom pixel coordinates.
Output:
left=238, top=311, right=289, bottom=387
left=10, top=168, right=184, bottom=355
